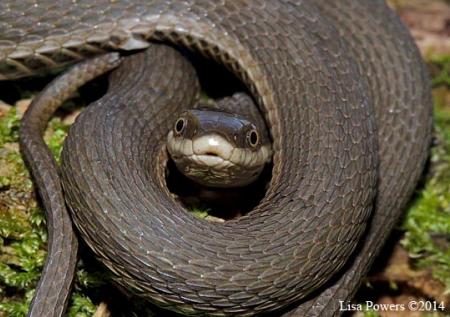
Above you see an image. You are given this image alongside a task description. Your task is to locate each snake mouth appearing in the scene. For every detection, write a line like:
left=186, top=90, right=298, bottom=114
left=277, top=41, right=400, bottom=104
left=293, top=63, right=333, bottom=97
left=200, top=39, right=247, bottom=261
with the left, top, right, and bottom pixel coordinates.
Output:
left=192, top=154, right=230, bottom=167
left=191, top=134, right=235, bottom=162
left=167, top=132, right=271, bottom=168
left=167, top=131, right=271, bottom=187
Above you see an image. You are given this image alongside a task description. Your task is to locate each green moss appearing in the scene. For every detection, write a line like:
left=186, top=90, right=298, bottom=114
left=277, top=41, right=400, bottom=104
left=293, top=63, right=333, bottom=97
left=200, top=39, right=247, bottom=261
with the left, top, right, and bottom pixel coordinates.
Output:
left=429, top=55, right=450, bottom=87
left=0, top=111, right=47, bottom=316
left=189, top=206, right=211, bottom=219
left=401, top=56, right=450, bottom=292
left=363, top=309, right=380, bottom=317
left=46, top=118, right=69, bottom=163
left=0, top=290, right=33, bottom=317
left=0, top=109, right=102, bottom=316
left=0, top=108, right=20, bottom=147
left=66, top=293, right=96, bottom=317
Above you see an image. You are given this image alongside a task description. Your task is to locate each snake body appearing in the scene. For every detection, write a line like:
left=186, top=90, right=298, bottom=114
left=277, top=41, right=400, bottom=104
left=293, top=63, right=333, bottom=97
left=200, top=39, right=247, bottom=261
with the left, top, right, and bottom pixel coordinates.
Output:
left=3, top=0, right=432, bottom=316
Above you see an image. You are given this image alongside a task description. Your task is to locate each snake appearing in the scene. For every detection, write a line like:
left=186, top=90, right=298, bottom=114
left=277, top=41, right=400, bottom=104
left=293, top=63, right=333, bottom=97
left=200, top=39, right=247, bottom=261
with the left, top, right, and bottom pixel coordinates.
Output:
left=166, top=92, right=273, bottom=188
left=1, top=0, right=432, bottom=316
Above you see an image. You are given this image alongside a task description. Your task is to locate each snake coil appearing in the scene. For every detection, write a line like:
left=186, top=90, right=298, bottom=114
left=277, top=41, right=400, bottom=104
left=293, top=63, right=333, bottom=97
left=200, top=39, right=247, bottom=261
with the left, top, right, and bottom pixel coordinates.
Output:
left=4, top=0, right=432, bottom=316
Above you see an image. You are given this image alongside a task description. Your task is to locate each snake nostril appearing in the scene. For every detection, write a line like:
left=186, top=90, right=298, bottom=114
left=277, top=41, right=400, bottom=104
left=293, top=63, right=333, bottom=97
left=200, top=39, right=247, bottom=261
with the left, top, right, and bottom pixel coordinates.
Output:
left=205, top=152, right=219, bottom=156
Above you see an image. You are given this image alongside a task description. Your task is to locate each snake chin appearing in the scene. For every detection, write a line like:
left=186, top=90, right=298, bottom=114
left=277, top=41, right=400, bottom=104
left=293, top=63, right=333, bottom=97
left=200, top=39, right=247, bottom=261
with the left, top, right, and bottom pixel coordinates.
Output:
left=167, top=131, right=271, bottom=187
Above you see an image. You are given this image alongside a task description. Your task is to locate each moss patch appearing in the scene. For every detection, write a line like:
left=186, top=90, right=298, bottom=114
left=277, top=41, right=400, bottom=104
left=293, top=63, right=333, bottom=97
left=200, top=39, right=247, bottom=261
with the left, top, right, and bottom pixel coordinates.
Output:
left=0, top=108, right=98, bottom=316
left=401, top=84, right=450, bottom=292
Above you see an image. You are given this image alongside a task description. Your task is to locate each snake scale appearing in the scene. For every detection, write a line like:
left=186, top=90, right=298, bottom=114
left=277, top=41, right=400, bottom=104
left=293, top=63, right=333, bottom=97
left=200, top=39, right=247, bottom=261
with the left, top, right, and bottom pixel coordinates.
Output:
left=1, top=0, right=432, bottom=316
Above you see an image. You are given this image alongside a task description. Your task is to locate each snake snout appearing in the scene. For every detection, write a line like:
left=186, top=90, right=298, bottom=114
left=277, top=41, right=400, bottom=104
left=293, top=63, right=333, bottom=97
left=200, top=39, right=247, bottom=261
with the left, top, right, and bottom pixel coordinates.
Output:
left=192, top=134, right=233, bottom=159
left=166, top=108, right=272, bottom=188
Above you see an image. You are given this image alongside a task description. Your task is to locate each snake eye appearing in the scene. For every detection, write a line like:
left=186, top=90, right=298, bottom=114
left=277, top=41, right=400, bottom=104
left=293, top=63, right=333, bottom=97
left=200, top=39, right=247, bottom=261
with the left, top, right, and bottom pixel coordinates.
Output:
left=174, top=117, right=186, bottom=135
left=247, top=129, right=259, bottom=148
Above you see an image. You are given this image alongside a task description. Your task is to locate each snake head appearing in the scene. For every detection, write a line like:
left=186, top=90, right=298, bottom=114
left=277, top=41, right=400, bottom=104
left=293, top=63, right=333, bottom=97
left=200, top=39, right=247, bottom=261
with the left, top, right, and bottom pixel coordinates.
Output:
left=167, top=109, right=272, bottom=188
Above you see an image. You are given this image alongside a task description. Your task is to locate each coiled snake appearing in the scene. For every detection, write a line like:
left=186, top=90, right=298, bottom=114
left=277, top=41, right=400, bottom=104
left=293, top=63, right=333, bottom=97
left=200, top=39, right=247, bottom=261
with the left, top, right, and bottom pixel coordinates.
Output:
left=1, top=0, right=432, bottom=316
